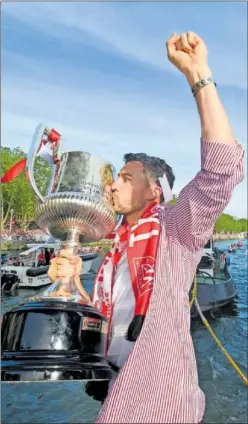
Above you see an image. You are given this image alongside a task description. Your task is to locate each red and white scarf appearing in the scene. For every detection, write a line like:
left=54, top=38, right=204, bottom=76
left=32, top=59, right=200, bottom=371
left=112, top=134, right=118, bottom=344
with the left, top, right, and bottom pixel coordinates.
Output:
left=92, top=202, right=164, bottom=343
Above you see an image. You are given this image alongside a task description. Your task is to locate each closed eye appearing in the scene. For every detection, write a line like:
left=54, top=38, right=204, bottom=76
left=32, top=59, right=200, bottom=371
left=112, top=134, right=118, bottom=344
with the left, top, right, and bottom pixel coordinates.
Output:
left=118, top=172, right=133, bottom=182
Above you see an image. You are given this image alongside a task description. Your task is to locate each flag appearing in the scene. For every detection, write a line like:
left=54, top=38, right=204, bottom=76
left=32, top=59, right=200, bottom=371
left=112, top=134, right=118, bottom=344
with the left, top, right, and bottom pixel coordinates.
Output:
left=1, top=158, right=27, bottom=183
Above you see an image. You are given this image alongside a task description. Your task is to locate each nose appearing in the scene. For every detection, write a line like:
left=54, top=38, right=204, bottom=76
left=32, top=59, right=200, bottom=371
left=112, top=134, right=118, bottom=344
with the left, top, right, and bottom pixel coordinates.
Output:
left=111, top=179, right=118, bottom=191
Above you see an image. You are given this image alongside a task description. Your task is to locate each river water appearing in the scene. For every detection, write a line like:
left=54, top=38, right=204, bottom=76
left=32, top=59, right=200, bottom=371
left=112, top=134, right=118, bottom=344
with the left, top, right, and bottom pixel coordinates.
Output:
left=1, top=240, right=247, bottom=423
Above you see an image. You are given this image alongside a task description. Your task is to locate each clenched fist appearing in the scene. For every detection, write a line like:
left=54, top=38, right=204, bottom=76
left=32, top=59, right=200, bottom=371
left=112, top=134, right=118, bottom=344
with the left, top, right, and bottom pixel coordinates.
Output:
left=166, top=32, right=209, bottom=76
left=47, top=250, right=91, bottom=301
left=48, top=249, right=82, bottom=282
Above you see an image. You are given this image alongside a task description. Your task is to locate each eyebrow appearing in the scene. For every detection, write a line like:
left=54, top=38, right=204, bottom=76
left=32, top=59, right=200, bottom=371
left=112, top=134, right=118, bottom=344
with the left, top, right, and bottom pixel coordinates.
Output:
left=118, top=171, right=133, bottom=178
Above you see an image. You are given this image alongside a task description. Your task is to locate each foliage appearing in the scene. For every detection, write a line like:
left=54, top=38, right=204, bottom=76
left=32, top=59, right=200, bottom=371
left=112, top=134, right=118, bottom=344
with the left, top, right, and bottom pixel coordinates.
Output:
left=1, top=146, right=52, bottom=229
left=83, top=240, right=113, bottom=248
left=169, top=194, right=178, bottom=205
left=1, top=241, right=28, bottom=252
left=214, top=213, right=248, bottom=234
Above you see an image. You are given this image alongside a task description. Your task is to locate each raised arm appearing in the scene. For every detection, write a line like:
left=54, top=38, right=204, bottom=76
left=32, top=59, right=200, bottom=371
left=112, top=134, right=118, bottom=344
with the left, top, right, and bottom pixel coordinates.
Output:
left=165, top=32, right=244, bottom=251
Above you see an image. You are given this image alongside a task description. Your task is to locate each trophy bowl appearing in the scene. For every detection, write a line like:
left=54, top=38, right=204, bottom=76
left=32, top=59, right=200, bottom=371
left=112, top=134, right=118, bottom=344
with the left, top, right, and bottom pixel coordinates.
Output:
left=36, top=150, right=118, bottom=244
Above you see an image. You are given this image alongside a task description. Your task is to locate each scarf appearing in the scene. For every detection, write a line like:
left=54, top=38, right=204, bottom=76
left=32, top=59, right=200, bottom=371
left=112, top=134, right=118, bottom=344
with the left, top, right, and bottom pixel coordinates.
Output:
left=92, top=202, right=164, bottom=343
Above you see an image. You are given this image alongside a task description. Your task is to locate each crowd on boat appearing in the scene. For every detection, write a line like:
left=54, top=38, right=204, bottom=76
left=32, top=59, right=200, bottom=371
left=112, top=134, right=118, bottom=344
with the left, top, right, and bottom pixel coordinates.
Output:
left=1, top=229, right=49, bottom=243
left=36, top=246, right=102, bottom=266
left=1, top=244, right=103, bottom=267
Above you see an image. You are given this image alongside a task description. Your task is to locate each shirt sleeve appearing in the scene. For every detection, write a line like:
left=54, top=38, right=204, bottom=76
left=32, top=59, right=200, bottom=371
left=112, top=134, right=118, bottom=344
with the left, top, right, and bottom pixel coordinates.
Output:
left=165, top=138, right=244, bottom=251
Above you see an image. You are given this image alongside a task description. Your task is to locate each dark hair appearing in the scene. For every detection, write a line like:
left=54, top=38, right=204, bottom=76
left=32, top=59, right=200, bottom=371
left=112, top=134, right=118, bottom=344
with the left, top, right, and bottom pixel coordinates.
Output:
left=123, top=152, right=175, bottom=202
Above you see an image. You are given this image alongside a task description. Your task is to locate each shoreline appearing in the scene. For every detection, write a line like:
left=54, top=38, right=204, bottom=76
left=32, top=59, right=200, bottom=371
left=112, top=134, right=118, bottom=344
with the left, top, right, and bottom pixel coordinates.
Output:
left=1, top=234, right=246, bottom=252
left=213, top=232, right=247, bottom=241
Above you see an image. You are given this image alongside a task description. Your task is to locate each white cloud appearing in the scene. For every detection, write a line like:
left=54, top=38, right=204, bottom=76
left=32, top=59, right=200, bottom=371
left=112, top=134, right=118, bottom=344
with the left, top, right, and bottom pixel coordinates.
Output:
left=1, top=71, right=199, bottom=161
left=2, top=2, right=247, bottom=89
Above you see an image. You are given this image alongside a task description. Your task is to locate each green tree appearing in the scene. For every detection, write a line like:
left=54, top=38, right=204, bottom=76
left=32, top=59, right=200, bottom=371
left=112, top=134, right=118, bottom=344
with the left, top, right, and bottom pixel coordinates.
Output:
left=169, top=194, right=178, bottom=205
left=1, top=146, right=52, bottom=229
left=214, top=213, right=248, bottom=233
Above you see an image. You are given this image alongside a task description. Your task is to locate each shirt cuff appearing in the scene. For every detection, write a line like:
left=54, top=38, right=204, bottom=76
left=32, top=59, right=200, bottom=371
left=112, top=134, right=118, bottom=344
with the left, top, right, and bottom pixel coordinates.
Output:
left=201, top=138, right=244, bottom=175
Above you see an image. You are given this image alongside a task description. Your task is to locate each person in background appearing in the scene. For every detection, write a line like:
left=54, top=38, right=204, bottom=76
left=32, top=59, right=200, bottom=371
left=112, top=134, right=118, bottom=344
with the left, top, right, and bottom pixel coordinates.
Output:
left=45, top=248, right=50, bottom=266
left=47, top=31, right=244, bottom=424
left=6, top=257, right=13, bottom=265
left=220, top=251, right=226, bottom=273
left=37, top=250, right=45, bottom=267
left=13, top=257, right=20, bottom=266
left=49, top=249, right=55, bottom=261
left=225, top=254, right=231, bottom=268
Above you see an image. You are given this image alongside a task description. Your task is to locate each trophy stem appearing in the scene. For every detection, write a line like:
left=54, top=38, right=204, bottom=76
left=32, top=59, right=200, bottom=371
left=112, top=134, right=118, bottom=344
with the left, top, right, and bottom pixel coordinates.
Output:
left=61, top=228, right=82, bottom=254
left=45, top=228, right=87, bottom=299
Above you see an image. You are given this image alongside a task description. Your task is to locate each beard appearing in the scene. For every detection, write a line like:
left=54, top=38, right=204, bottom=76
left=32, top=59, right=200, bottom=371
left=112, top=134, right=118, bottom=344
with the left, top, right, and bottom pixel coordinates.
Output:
left=113, top=196, right=145, bottom=216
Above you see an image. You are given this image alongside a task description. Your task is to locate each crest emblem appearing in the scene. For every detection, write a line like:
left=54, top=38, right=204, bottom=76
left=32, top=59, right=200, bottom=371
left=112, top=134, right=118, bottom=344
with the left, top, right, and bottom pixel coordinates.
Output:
left=100, top=164, right=114, bottom=187
left=134, top=256, right=155, bottom=296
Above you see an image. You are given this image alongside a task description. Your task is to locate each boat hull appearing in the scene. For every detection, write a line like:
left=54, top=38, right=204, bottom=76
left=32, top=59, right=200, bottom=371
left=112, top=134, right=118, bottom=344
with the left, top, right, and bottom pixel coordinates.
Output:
left=190, top=277, right=238, bottom=318
left=1, top=253, right=97, bottom=289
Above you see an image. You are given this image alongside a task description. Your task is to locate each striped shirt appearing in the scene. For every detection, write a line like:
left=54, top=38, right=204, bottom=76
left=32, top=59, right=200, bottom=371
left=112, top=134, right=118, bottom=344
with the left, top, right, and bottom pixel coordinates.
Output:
left=96, top=139, right=244, bottom=424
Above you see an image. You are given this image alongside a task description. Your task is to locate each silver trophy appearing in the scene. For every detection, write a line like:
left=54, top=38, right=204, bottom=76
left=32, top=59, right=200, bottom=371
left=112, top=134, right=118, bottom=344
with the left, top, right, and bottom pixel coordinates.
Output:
left=27, top=123, right=118, bottom=298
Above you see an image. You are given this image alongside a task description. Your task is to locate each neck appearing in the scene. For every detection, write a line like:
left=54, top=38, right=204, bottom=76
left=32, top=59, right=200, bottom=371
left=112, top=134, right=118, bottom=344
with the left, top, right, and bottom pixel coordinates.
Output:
left=125, top=201, right=157, bottom=226
left=125, top=210, right=144, bottom=226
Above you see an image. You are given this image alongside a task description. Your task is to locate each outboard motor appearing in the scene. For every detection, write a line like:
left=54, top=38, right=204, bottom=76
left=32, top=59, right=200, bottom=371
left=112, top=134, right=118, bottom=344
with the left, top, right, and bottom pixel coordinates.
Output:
left=1, top=273, right=19, bottom=292
left=1, top=297, right=113, bottom=383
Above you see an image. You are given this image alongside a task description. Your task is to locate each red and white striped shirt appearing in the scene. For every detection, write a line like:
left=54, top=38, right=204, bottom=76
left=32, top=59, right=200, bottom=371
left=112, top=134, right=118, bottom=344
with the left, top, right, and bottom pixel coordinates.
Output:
left=96, top=139, right=244, bottom=424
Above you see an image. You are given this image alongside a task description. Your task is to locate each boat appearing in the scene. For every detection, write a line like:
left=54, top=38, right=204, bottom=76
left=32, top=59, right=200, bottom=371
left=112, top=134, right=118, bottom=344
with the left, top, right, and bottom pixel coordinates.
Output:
left=190, top=239, right=238, bottom=317
left=1, top=243, right=97, bottom=291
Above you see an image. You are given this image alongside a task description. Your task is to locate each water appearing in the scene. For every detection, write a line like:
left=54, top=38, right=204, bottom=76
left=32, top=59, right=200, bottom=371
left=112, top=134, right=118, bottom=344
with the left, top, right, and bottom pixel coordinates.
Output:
left=1, top=240, right=247, bottom=423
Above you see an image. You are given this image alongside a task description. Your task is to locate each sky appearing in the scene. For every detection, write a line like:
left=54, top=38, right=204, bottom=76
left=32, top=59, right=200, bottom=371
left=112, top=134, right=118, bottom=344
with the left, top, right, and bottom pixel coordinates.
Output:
left=2, top=1, right=247, bottom=218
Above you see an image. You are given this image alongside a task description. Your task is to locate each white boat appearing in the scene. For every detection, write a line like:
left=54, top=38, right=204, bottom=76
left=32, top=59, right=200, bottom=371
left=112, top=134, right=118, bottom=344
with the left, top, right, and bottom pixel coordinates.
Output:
left=1, top=243, right=97, bottom=290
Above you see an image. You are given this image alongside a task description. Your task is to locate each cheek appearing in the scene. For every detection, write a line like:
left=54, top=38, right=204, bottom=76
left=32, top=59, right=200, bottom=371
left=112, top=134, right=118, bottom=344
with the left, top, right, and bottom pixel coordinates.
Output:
left=116, top=184, right=133, bottom=205
left=121, top=187, right=133, bottom=203
left=131, top=189, right=143, bottom=206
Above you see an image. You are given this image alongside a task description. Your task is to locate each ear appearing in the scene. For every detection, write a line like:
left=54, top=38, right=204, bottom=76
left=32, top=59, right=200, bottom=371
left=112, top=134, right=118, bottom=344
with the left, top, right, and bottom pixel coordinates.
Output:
left=146, top=185, right=162, bottom=202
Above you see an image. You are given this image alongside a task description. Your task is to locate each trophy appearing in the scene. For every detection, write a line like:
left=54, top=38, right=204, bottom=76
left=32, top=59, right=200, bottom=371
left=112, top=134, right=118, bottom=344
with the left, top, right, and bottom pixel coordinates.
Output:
left=28, top=123, right=118, bottom=297
left=1, top=124, right=118, bottom=383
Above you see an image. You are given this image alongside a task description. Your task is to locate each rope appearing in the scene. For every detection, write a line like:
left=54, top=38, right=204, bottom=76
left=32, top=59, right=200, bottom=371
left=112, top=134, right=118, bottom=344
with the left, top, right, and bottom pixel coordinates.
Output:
left=189, top=274, right=197, bottom=308
left=190, top=274, right=248, bottom=386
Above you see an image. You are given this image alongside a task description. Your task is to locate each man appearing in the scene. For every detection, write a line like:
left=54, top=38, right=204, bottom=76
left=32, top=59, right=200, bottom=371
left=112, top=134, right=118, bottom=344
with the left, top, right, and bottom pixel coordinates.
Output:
left=49, top=249, right=55, bottom=261
left=220, top=251, right=226, bottom=273
left=48, top=32, right=244, bottom=423
left=6, top=257, right=13, bottom=265
left=37, top=249, right=45, bottom=266
left=45, top=248, right=50, bottom=266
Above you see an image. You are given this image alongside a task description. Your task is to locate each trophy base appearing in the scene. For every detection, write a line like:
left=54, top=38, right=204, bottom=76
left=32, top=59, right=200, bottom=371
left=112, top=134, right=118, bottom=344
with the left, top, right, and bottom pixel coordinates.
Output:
left=1, top=354, right=113, bottom=383
left=1, top=299, right=112, bottom=383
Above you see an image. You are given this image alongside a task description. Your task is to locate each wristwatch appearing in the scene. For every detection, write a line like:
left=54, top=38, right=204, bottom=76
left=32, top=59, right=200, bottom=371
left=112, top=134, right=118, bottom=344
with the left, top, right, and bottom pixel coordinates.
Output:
left=192, top=76, right=216, bottom=97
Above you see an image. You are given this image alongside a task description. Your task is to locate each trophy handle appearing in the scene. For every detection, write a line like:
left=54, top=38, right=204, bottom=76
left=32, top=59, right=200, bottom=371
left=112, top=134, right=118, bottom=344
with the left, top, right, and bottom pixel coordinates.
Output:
left=27, top=123, right=62, bottom=202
